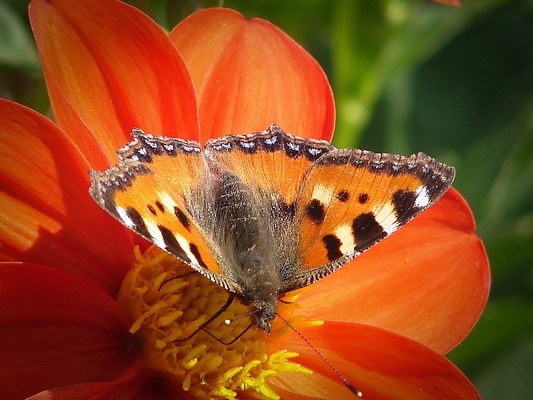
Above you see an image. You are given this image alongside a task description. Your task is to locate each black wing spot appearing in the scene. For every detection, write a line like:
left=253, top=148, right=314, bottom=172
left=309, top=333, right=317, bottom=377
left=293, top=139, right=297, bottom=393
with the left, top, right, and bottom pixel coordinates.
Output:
left=155, top=200, right=165, bottom=213
left=336, top=190, right=350, bottom=202
left=358, top=193, right=369, bottom=204
left=174, top=206, right=191, bottom=231
left=125, top=207, right=150, bottom=238
left=147, top=204, right=157, bottom=215
left=158, top=225, right=191, bottom=263
left=392, top=189, right=419, bottom=222
left=322, top=234, right=343, bottom=261
left=189, top=243, right=209, bottom=270
left=306, top=199, right=326, bottom=224
left=352, top=212, right=386, bottom=251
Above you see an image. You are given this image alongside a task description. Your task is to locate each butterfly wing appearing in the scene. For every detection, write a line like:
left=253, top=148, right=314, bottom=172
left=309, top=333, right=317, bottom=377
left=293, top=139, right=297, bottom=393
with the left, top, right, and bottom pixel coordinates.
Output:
left=89, top=129, right=240, bottom=292
left=282, top=149, right=456, bottom=292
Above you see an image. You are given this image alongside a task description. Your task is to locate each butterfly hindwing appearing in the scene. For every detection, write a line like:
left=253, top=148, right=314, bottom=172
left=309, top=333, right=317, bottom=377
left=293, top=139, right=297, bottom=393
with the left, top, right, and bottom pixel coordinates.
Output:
left=205, top=124, right=334, bottom=208
left=89, top=129, right=239, bottom=292
left=282, top=149, right=455, bottom=292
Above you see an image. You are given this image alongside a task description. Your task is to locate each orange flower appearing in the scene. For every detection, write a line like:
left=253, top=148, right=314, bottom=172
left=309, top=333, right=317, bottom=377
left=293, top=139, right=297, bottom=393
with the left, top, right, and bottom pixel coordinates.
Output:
left=0, top=1, right=488, bottom=399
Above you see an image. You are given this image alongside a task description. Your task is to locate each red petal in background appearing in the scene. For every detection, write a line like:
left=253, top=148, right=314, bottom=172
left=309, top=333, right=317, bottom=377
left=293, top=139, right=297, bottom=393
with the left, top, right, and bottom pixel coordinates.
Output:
left=170, top=8, right=335, bottom=142
left=0, top=263, right=135, bottom=400
left=296, top=189, right=490, bottom=354
left=270, top=321, right=480, bottom=400
left=29, top=0, right=199, bottom=170
left=0, top=100, right=133, bottom=295
left=29, top=370, right=194, bottom=400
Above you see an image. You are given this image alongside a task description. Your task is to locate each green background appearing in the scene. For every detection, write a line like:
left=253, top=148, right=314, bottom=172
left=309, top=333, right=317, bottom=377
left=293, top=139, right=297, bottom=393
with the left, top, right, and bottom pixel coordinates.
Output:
left=1, top=0, right=532, bottom=398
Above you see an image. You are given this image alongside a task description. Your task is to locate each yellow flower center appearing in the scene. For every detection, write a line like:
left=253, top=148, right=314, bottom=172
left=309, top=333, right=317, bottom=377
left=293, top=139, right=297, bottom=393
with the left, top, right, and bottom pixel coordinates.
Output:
left=118, top=245, right=317, bottom=399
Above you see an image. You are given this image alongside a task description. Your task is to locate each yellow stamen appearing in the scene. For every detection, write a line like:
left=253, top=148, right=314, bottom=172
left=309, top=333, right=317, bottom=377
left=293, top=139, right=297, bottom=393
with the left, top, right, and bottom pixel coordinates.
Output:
left=118, top=245, right=315, bottom=399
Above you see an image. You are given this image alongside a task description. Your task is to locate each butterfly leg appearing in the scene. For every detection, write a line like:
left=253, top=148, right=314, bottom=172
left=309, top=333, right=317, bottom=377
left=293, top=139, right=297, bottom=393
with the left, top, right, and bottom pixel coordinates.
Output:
left=279, top=298, right=293, bottom=305
left=201, top=321, right=254, bottom=345
left=158, top=271, right=198, bottom=290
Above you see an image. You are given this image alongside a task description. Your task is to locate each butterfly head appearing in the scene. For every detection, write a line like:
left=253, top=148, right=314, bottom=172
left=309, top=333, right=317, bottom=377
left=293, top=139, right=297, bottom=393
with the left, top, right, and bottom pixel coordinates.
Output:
left=247, top=295, right=277, bottom=334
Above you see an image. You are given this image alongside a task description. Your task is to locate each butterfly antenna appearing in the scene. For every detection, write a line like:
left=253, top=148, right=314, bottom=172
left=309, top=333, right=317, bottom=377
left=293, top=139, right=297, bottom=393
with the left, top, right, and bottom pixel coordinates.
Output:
left=276, top=313, right=363, bottom=398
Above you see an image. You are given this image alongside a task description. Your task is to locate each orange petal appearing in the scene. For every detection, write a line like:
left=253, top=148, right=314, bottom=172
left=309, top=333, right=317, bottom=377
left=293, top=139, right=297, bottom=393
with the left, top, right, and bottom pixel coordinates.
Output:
left=170, top=8, right=335, bottom=142
left=296, top=188, right=490, bottom=354
left=0, top=263, right=135, bottom=400
left=0, top=100, right=134, bottom=294
left=29, top=0, right=199, bottom=170
left=270, top=321, right=480, bottom=400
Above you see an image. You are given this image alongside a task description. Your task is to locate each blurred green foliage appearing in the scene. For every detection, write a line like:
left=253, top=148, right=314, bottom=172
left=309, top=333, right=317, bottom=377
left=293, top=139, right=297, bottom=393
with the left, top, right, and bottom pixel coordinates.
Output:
left=0, top=0, right=531, bottom=398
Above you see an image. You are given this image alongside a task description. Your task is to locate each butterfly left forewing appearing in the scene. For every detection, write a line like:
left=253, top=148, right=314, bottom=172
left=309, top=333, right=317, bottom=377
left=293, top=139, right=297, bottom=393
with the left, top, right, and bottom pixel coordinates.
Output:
left=283, top=149, right=455, bottom=292
left=89, top=129, right=240, bottom=292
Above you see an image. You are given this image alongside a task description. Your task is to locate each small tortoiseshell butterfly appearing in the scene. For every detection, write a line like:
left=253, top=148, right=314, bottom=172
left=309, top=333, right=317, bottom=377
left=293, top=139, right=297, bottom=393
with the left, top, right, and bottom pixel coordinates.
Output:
left=89, top=124, right=455, bottom=333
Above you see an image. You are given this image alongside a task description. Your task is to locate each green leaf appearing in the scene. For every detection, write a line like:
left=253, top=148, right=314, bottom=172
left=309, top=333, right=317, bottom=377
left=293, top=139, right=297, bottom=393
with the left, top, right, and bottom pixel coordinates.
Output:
left=0, top=1, right=39, bottom=69
left=448, top=299, right=533, bottom=374
left=475, top=337, right=533, bottom=400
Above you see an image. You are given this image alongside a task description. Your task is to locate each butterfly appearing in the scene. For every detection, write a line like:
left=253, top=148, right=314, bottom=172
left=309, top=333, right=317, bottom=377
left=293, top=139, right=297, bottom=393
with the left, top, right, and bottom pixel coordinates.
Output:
left=89, top=124, right=455, bottom=333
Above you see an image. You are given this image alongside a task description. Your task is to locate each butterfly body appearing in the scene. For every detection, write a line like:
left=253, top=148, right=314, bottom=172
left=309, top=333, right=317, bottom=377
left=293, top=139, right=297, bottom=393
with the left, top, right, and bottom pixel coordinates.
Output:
left=192, top=168, right=283, bottom=332
left=89, top=124, right=455, bottom=333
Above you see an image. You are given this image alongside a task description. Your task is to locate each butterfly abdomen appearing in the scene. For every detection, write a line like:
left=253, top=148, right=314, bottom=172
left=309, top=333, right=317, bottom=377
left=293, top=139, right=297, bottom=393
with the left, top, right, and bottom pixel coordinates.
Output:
left=209, top=170, right=284, bottom=332
left=206, top=170, right=282, bottom=327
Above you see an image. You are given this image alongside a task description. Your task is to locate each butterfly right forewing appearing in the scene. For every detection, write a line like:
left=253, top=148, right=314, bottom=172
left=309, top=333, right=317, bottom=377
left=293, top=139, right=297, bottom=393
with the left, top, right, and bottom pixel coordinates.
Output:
left=281, top=149, right=455, bottom=292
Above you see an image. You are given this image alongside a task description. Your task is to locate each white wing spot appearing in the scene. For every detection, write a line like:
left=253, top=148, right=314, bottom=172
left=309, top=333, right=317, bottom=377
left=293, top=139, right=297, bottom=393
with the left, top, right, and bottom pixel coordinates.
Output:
left=334, top=224, right=355, bottom=255
left=175, top=234, right=201, bottom=268
left=116, top=206, right=135, bottom=229
left=287, top=142, right=300, bottom=151
left=145, top=220, right=166, bottom=250
left=159, top=192, right=176, bottom=212
left=372, top=202, right=399, bottom=235
left=312, top=184, right=335, bottom=204
left=415, top=186, right=431, bottom=208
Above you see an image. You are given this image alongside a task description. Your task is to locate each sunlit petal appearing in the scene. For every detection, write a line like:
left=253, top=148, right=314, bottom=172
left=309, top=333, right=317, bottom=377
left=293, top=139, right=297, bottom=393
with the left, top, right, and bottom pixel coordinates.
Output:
left=270, top=322, right=480, bottom=399
left=170, top=8, right=335, bottom=142
left=0, top=100, right=133, bottom=294
left=30, top=0, right=199, bottom=169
